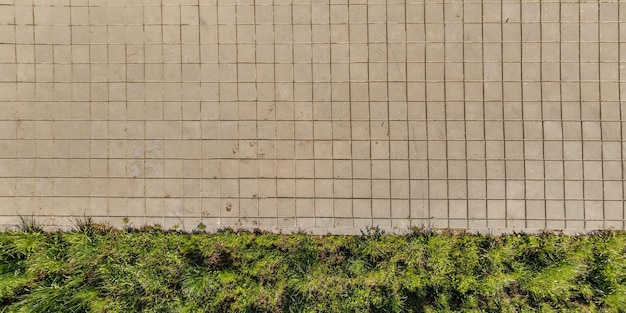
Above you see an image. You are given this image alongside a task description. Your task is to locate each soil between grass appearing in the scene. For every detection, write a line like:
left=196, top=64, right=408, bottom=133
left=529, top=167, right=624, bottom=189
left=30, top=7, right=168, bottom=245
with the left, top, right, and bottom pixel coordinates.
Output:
left=1, top=225, right=625, bottom=312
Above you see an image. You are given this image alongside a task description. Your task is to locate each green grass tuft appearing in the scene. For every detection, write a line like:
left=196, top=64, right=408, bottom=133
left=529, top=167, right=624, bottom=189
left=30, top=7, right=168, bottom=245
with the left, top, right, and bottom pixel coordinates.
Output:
left=0, top=227, right=624, bottom=312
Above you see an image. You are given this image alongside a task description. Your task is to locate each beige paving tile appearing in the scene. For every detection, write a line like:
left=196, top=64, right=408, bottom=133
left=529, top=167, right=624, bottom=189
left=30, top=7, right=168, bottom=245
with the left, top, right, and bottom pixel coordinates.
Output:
left=1, top=1, right=625, bottom=233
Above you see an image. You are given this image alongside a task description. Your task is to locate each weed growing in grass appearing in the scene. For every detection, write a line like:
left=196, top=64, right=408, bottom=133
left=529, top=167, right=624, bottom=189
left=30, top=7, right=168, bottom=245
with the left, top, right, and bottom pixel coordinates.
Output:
left=16, top=215, right=44, bottom=233
left=0, top=226, right=624, bottom=312
left=196, top=222, right=207, bottom=232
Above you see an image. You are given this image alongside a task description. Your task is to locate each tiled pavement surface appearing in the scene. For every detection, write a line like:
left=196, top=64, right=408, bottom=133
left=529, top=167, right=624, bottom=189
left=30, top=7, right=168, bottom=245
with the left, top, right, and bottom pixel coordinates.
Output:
left=0, top=0, right=624, bottom=233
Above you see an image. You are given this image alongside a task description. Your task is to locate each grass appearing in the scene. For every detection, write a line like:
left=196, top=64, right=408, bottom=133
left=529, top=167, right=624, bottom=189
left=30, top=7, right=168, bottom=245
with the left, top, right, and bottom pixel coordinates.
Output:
left=0, top=224, right=625, bottom=312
